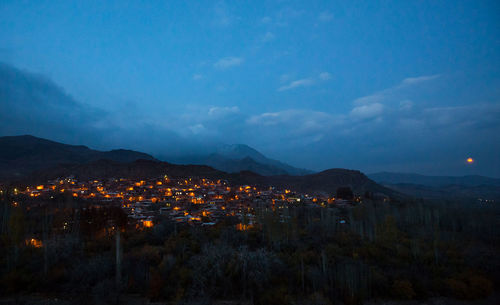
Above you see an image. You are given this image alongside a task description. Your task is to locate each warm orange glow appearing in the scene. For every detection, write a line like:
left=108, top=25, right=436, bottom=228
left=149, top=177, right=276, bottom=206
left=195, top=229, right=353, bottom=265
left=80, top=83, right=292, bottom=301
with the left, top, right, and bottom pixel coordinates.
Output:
left=36, top=185, right=44, bottom=190
left=191, top=198, right=204, bottom=204
left=27, top=238, right=43, bottom=248
left=467, top=157, right=474, bottom=164
left=236, top=223, right=253, bottom=231
left=143, top=220, right=154, bottom=228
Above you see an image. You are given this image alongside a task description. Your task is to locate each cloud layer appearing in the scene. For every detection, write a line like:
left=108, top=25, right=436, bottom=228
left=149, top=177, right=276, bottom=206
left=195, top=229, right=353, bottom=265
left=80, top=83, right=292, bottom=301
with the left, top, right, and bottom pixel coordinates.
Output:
left=214, top=57, right=244, bottom=69
left=1, top=63, right=499, bottom=176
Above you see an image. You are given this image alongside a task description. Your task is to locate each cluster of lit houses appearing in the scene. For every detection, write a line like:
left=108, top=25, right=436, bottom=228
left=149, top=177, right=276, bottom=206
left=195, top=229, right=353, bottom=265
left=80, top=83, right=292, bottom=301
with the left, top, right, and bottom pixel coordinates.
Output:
left=11, top=175, right=355, bottom=231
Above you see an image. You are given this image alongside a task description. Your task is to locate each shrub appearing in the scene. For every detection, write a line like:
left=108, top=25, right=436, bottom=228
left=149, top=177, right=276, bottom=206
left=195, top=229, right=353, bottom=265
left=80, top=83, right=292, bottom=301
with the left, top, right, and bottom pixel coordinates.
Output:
left=392, top=279, right=416, bottom=299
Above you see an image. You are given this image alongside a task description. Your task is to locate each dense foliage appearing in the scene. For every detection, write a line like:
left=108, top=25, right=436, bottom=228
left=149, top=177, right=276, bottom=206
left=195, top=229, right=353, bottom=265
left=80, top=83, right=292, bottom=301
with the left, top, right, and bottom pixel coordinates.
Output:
left=0, top=191, right=498, bottom=304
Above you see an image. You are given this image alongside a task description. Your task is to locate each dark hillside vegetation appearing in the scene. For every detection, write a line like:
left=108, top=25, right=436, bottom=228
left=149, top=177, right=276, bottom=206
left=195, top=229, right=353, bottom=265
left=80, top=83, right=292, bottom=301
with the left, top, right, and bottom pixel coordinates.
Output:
left=0, top=191, right=497, bottom=304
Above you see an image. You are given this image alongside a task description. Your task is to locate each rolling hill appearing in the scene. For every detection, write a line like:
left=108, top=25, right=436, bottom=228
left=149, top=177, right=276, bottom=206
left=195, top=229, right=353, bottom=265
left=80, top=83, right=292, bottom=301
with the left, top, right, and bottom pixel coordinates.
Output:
left=0, top=135, right=392, bottom=197
left=0, top=135, right=156, bottom=179
left=369, top=172, right=500, bottom=200
left=369, top=172, right=500, bottom=187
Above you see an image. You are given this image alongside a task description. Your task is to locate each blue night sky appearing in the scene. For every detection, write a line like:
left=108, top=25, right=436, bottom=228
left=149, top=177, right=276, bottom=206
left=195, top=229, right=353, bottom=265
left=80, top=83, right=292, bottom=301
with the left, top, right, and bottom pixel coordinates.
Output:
left=1, top=1, right=499, bottom=176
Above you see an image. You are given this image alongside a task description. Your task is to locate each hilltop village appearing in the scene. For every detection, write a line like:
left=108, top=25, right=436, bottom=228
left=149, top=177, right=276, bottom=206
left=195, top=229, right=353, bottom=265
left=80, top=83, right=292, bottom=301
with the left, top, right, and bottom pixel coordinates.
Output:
left=11, top=175, right=360, bottom=231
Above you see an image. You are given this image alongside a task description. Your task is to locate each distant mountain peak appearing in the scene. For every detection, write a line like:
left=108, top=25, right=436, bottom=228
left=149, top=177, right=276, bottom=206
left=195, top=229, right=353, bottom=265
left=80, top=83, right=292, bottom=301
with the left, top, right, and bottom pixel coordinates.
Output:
left=163, top=143, right=313, bottom=176
left=215, top=144, right=266, bottom=161
left=209, top=143, right=313, bottom=176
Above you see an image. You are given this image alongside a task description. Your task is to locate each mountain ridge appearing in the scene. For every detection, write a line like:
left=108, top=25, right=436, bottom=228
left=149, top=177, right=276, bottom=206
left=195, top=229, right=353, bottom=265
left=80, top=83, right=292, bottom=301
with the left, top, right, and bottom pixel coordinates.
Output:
left=0, top=135, right=393, bottom=197
left=369, top=172, right=500, bottom=200
left=0, top=135, right=156, bottom=179
left=164, top=143, right=313, bottom=176
left=215, top=144, right=313, bottom=175
left=369, top=171, right=500, bottom=187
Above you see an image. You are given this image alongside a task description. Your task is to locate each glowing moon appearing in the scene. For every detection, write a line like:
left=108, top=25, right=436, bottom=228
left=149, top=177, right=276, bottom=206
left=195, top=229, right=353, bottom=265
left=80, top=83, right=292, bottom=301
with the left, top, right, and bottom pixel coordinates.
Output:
left=466, top=157, right=474, bottom=164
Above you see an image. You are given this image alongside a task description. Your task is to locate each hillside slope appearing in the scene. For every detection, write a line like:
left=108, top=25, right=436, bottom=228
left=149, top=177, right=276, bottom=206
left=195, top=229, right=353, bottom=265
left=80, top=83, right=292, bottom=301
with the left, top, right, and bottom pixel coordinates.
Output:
left=369, top=172, right=500, bottom=187
left=369, top=172, right=500, bottom=200
left=1, top=135, right=393, bottom=197
left=233, top=168, right=395, bottom=197
left=15, top=159, right=394, bottom=197
left=0, top=135, right=156, bottom=179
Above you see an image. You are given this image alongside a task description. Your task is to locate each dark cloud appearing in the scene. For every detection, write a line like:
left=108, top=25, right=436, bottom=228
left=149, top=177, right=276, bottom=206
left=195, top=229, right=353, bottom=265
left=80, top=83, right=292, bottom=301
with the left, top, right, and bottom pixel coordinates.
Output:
left=0, top=62, right=104, bottom=144
left=0, top=62, right=192, bottom=156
